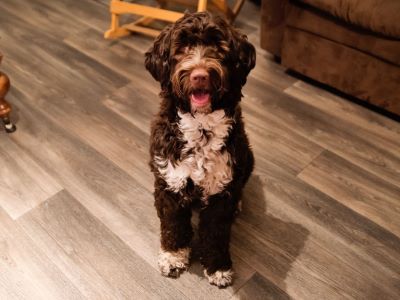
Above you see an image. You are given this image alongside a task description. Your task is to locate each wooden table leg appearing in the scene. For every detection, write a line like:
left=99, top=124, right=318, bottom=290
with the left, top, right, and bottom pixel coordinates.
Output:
left=0, top=71, right=17, bottom=133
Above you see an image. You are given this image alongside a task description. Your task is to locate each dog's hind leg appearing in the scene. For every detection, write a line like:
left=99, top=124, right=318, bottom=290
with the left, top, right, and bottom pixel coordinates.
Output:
left=198, top=190, right=237, bottom=288
left=154, top=188, right=193, bottom=277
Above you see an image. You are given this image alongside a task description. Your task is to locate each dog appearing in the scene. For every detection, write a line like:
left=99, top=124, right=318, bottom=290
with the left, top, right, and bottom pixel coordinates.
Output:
left=145, top=11, right=255, bottom=287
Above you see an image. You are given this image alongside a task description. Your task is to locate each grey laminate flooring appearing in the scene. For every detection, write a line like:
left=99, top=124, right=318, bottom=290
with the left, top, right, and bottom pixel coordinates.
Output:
left=0, top=1, right=399, bottom=299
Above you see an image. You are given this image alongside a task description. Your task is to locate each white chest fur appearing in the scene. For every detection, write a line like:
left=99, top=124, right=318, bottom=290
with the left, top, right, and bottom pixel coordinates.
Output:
left=155, top=109, right=233, bottom=197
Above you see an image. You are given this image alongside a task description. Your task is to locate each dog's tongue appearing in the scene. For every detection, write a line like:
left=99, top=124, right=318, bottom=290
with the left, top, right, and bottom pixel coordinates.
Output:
left=191, top=92, right=210, bottom=107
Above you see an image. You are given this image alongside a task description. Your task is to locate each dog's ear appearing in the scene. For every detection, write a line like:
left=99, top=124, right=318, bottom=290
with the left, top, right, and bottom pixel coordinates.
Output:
left=230, top=29, right=256, bottom=86
left=145, top=24, right=173, bottom=83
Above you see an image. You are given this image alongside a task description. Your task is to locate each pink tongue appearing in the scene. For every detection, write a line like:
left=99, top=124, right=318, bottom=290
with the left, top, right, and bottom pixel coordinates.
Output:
left=191, top=93, right=210, bottom=106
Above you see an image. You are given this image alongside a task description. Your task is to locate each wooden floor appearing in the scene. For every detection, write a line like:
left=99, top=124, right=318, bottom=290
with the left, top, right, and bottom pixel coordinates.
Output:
left=1, top=0, right=399, bottom=299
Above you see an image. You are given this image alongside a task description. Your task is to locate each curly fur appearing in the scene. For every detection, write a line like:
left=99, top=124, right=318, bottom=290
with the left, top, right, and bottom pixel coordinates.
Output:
left=145, top=11, right=255, bottom=287
left=155, top=109, right=234, bottom=196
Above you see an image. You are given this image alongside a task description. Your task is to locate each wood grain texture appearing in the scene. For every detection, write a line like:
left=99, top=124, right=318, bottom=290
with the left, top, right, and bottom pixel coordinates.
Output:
left=244, top=107, right=324, bottom=175
left=0, top=206, right=83, bottom=299
left=232, top=272, right=290, bottom=300
left=0, top=0, right=93, bottom=40
left=298, top=150, right=400, bottom=238
left=244, top=77, right=400, bottom=189
left=19, top=190, right=184, bottom=300
left=0, top=11, right=153, bottom=191
left=236, top=166, right=400, bottom=299
left=102, top=82, right=159, bottom=135
left=64, top=27, right=156, bottom=85
left=0, top=0, right=399, bottom=299
left=0, top=0, right=111, bottom=40
left=0, top=138, right=62, bottom=219
left=285, top=81, right=400, bottom=145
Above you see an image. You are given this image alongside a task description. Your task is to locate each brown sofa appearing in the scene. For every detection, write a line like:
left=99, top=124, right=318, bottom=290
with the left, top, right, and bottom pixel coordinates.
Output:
left=261, top=0, right=400, bottom=115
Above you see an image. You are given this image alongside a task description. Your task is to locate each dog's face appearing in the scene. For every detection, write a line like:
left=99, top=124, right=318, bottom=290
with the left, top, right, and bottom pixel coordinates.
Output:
left=145, top=12, right=255, bottom=114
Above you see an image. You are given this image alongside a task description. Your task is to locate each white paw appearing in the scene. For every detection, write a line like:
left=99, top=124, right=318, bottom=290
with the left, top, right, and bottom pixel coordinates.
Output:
left=158, top=248, right=190, bottom=277
left=204, top=269, right=234, bottom=287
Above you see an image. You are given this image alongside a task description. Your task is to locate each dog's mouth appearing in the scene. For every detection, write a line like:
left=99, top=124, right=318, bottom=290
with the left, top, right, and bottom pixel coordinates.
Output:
left=190, top=89, right=211, bottom=107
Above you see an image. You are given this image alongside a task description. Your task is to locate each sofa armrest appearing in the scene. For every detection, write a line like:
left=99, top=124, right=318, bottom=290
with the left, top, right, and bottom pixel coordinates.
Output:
left=260, top=0, right=289, bottom=56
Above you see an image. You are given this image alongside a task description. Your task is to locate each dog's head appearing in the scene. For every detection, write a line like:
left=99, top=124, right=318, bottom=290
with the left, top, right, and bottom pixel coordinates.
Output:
left=145, top=12, right=255, bottom=114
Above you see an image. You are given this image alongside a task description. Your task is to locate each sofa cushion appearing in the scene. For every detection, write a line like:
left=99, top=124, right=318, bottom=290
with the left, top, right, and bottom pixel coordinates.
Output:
left=281, top=27, right=400, bottom=114
left=300, top=0, right=400, bottom=38
left=286, top=3, right=400, bottom=66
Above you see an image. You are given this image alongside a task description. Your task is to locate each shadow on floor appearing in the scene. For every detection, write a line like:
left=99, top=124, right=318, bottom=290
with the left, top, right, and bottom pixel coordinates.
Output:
left=232, top=174, right=310, bottom=296
left=185, top=174, right=309, bottom=297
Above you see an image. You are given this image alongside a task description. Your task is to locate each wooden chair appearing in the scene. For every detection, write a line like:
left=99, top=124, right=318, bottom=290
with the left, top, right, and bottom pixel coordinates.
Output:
left=0, top=53, right=17, bottom=133
left=104, top=0, right=245, bottom=39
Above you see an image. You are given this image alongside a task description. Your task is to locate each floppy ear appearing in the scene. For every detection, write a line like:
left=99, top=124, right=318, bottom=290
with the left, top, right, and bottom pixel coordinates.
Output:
left=144, top=24, right=173, bottom=83
left=230, top=29, right=256, bottom=86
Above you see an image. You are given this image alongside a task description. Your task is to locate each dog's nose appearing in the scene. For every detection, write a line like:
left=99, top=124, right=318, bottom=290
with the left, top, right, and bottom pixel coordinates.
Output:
left=190, top=68, right=209, bottom=84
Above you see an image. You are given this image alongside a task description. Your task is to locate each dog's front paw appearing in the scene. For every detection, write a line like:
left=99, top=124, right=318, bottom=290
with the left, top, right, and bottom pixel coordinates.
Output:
left=158, top=248, right=191, bottom=278
left=204, top=269, right=234, bottom=288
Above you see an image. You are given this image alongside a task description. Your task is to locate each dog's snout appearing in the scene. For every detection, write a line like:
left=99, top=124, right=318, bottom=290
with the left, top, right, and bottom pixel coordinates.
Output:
left=190, top=68, right=209, bottom=85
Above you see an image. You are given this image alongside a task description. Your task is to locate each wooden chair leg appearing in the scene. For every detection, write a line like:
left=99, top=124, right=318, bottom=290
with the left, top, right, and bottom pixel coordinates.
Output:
left=104, top=0, right=130, bottom=39
left=231, top=0, right=245, bottom=20
left=211, top=0, right=245, bottom=23
left=0, top=72, right=16, bottom=133
left=197, top=0, right=208, bottom=11
left=104, top=0, right=244, bottom=39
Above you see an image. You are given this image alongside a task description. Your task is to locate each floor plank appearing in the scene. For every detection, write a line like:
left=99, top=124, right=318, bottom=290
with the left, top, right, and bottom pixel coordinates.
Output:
left=0, top=138, right=62, bottom=219
left=0, top=0, right=94, bottom=40
left=0, top=206, right=83, bottom=299
left=0, top=12, right=154, bottom=192
left=245, top=109, right=324, bottom=175
left=232, top=272, right=290, bottom=300
left=285, top=81, right=400, bottom=145
left=19, top=190, right=184, bottom=300
left=248, top=52, right=297, bottom=91
left=0, top=0, right=110, bottom=40
left=244, top=77, right=400, bottom=188
left=0, top=11, right=129, bottom=102
left=298, top=150, right=400, bottom=238
left=102, top=82, right=160, bottom=136
left=64, top=27, right=156, bottom=86
left=236, top=163, right=400, bottom=299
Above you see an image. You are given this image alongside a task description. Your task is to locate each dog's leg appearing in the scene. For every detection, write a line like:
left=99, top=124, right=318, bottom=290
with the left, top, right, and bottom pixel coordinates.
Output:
left=154, top=188, right=193, bottom=277
left=198, top=191, right=237, bottom=288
